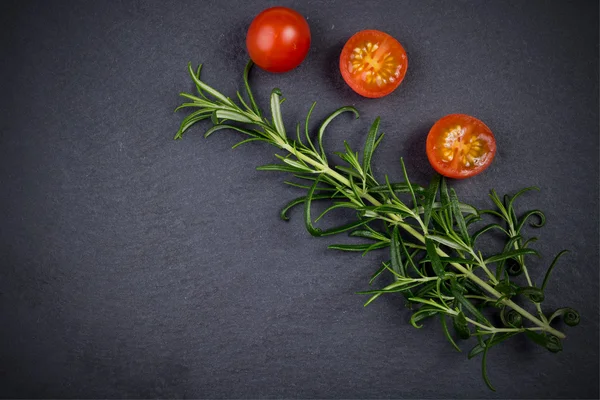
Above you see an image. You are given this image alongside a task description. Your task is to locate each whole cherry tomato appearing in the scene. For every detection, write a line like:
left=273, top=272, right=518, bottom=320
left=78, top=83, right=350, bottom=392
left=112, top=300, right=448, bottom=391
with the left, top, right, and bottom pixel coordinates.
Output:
left=246, top=7, right=311, bottom=73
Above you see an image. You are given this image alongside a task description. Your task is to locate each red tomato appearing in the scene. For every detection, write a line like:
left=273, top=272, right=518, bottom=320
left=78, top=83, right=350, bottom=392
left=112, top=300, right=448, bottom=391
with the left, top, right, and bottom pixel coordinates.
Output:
left=246, top=7, right=311, bottom=73
left=339, top=30, right=408, bottom=98
left=426, top=114, right=496, bottom=179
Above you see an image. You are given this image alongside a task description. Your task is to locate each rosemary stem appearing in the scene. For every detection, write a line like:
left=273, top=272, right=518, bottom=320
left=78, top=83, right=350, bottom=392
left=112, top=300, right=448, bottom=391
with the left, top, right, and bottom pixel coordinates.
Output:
left=466, top=319, right=545, bottom=334
left=282, top=142, right=565, bottom=339
left=473, top=253, right=499, bottom=285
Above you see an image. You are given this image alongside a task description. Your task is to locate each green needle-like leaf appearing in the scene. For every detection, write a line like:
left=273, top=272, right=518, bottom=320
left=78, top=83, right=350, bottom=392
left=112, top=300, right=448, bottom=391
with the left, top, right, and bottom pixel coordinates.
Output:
left=369, top=263, right=388, bottom=285
left=211, top=110, right=220, bottom=125
left=452, top=311, right=471, bottom=339
left=507, top=186, right=539, bottom=217
left=370, top=183, right=425, bottom=195
left=257, top=163, right=312, bottom=174
left=517, top=286, right=545, bottom=303
left=484, top=248, right=539, bottom=264
left=450, top=188, right=470, bottom=245
left=362, top=117, right=380, bottom=175
left=175, top=114, right=212, bottom=139
left=236, top=90, right=252, bottom=112
left=215, top=110, right=253, bottom=123
left=410, top=308, right=439, bottom=328
left=329, top=242, right=389, bottom=252
left=270, top=88, right=286, bottom=139
left=350, top=229, right=389, bottom=241
left=204, top=124, right=259, bottom=138
left=280, top=194, right=345, bottom=221
left=232, top=137, right=269, bottom=149
left=425, top=238, right=447, bottom=278
left=335, top=165, right=363, bottom=179
left=318, top=106, right=359, bottom=162
left=193, top=64, right=208, bottom=99
left=187, top=62, right=229, bottom=104
left=452, top=288, right=491, bottom=326
left=489, top=189, right=508, bottom=219
left=516, top=210, right=546, bottom=233
left=440, top=177, right=452, bottom=227
left=373, top=132, right=385, bottom=157
left=472, top=223, right=509, bottom=244
left=426, top=234, right=469, bottom=252
left=423, top=174, right=441, bottom=229
left=243, top=60, right=261, bottom=116
left=441, top=314, right=462, bottom=351
left=462, top=279, right=487, bottom=297
left=468, top=332, right=518, bottom=359
left=304, top=175, right=374, bottom=237
left=482, top=334, right=496, bottom=392
left=304, top=102, right=319, bottom=154
left=418, top=201, right=477, bottom=216
left=400, top=158, right=418, bottom=209
left=541, top=250, right=569, bottom=292
left=391, top=226, right=413, bottom=298
left=315, top=202, right=364, bottom=223
left=304, top=174, right=331, bottom=236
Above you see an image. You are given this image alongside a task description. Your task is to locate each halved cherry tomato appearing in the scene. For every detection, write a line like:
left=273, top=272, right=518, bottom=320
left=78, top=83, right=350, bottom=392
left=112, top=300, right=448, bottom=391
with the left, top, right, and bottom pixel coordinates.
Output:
left=339, top=30, right=408, bottom=98
left=426, top=114, right=496, bottom=179
left=246, top=7, right=311, bottom=73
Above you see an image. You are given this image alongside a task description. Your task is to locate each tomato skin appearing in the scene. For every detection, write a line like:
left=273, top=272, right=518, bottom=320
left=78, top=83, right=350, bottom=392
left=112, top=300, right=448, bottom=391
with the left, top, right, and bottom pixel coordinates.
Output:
left=426, top=114, right=496, bottom=179
left=246, top=7, right=311, bottom=73
left=339, top=30, right=408, bottom=98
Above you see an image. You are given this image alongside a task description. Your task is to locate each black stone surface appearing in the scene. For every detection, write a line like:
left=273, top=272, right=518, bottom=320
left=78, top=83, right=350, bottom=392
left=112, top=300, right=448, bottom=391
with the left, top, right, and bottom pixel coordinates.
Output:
left=1, top=0, right=598, bottom=398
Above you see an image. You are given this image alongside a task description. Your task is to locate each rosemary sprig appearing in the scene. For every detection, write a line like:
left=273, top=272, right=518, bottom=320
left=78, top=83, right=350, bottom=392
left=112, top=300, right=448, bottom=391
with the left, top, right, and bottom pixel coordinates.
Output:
left=174, top=61, right=579, bottom=390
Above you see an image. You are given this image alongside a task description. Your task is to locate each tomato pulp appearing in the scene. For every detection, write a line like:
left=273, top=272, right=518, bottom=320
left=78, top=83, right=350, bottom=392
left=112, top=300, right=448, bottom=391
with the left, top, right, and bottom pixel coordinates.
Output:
left=339, top=30, right=408, bottom=98
left=246, top=7, right=311, bottom=73
left=426, top=114, right=496, bottom=179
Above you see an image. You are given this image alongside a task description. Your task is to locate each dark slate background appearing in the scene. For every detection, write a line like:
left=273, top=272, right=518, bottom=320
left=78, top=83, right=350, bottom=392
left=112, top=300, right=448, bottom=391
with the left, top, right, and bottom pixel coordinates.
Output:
left=1, top=0, right=598, bottom=398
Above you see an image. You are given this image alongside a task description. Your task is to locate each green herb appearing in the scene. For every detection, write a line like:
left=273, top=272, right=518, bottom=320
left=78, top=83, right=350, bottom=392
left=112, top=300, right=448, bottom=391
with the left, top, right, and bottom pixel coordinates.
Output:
left=174, top=61, right=580, bottom=390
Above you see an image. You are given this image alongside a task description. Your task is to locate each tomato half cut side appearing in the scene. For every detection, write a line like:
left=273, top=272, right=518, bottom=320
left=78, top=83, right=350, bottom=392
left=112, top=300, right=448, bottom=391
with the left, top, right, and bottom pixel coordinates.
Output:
left=246, top=7, right=311, bottom=73
left=426, top=114, right=496, bottom=179
left=339, top=30, right=408, bottom=98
